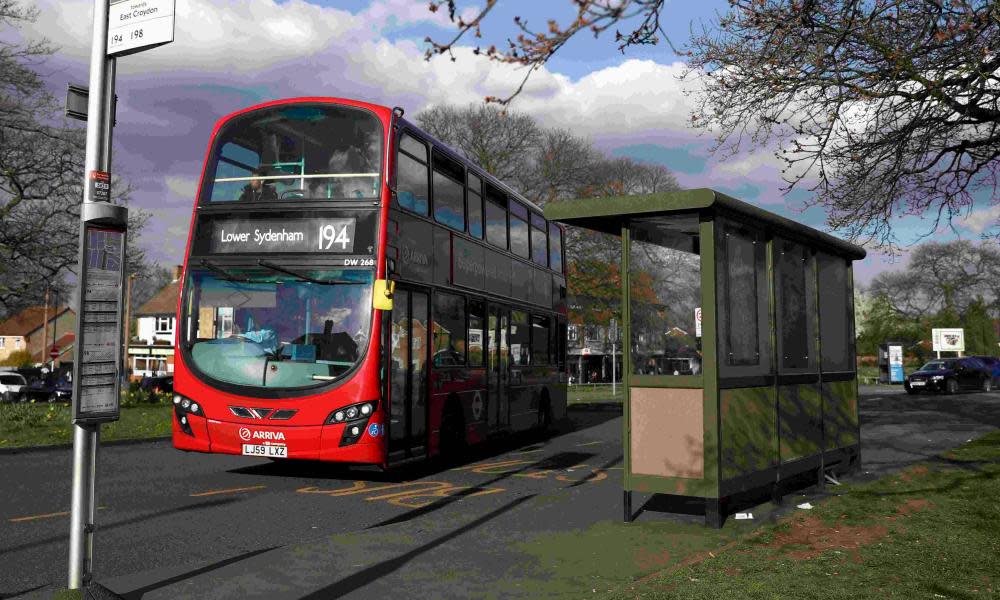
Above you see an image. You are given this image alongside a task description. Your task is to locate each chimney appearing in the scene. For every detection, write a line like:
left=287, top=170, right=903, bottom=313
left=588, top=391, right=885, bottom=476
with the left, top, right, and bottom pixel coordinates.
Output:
left=172, top=265, right=183, bottom=282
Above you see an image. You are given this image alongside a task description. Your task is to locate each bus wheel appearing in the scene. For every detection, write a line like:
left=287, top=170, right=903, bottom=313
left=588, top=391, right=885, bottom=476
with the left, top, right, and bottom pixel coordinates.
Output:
left=439, top=400, right=465, bottom=459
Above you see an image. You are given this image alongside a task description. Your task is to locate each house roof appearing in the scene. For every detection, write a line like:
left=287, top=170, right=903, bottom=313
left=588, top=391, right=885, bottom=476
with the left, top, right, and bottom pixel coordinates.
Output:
left=31, top=333, right=75, bottom=362
left=135, top=281, right=180, bottom=317
left=545, top=188, right=866, bottom=260
left=0, top=306, right=73, bottom=337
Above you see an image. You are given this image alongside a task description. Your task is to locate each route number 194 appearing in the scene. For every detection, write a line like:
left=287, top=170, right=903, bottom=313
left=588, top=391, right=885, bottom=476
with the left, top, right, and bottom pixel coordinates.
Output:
left=319, top=223, right=351, bottom=250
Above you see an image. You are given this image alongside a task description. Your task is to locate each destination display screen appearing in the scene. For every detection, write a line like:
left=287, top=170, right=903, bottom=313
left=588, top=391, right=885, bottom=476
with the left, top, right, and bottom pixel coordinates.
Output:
left=192, top=210, right=377, bottom=256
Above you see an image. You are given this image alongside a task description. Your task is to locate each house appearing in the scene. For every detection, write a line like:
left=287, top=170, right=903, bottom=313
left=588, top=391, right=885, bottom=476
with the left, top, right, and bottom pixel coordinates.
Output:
left=128, top=267, right=182, bottom=379
left=0, top=305, right=76, bottom=366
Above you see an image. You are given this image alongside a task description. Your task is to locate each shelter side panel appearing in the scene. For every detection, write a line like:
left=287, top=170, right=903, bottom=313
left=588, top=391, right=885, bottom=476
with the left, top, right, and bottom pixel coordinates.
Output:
left=778, top=383, right=822, bottom=463
left=629, top=387, right=703, bottom=479
left=823, top=379, right=859, bottom=450
left=720, top=386, right=777, bottom=481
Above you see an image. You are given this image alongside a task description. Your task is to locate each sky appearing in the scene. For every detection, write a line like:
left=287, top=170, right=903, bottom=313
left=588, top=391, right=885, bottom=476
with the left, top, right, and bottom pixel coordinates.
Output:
left=8, top=0, right=999, bottom=286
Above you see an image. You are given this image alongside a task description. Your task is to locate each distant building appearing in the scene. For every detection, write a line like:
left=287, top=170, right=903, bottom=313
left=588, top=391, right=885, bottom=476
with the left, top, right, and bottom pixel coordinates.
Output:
left=0, top=305, right=76, bottom=366
left=128, top=267, right=182, bottom=379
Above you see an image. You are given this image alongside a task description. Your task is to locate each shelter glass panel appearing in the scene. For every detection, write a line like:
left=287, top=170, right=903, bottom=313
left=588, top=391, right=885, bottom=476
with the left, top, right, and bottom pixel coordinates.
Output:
left=716, top=222, right=772, bottom=377
left=776, top=239, right=817, bottom=372
left=817, top=253, right=853, bottom=372
left=629, top=215, right=702, bottom=376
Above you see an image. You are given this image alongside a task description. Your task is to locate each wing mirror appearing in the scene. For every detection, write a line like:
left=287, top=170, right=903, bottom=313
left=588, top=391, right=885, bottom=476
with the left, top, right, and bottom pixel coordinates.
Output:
left=373, top=279, right=395, bottom=311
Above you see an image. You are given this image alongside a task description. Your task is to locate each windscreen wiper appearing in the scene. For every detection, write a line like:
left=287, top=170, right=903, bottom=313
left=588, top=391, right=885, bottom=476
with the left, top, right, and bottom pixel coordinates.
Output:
left=200, top=259, right=253, bottom=282
left=256, top=260, right=363, bottom=285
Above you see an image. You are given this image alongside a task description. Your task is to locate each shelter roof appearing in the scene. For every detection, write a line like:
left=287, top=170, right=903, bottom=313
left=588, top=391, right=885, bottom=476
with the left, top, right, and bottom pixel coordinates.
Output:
left=544, top=188, right=866, bottom=260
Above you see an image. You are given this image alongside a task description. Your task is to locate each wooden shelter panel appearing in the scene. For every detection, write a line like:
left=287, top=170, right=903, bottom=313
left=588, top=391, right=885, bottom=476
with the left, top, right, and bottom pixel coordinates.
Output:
left=778, top=383, right=822, bottom=463
left=823, top=380, right=859, bottom=450
left=721, top=387, right=777, bottom=480
left=629, top=387, right=704, bottom=479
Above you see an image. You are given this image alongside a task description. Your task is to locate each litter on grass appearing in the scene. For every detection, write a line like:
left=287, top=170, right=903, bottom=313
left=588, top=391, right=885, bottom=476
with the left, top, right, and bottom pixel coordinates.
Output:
left=734, top=512, right=753, bottom=520
left=797, top=502, right=814, bottom=510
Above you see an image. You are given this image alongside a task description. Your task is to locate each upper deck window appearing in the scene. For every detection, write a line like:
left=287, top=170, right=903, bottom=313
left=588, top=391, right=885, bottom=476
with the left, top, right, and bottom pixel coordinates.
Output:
left=201, top=104, right=383, bottom=204
left=433, top=150, right=465, bottom=231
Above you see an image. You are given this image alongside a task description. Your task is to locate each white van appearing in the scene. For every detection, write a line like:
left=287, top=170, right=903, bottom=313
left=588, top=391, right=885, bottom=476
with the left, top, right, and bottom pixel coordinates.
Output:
left=0, top=372, right=28, bottom=402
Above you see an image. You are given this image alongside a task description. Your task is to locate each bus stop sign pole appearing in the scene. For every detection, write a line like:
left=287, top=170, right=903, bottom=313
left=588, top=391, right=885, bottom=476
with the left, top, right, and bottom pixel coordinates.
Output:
left=68, top=0, right=122, bottom=590
left=68, top=0, right=175, bottom=589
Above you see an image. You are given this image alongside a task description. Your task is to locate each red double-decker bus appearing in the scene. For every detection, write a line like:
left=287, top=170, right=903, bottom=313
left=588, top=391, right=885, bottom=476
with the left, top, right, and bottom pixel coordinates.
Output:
left=172, top=97, right=568, bottom=466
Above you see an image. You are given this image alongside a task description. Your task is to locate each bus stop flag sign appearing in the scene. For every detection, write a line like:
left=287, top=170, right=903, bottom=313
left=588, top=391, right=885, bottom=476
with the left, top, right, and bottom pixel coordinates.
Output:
left=107, top=0, right=175, bottom=57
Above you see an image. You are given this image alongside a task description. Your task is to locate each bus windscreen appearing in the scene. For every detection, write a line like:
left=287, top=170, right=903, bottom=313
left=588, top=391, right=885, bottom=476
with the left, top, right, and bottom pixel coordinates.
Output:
left=182, top=266, right=374, bottom=389
left=200, top=104, right=383, bottom=203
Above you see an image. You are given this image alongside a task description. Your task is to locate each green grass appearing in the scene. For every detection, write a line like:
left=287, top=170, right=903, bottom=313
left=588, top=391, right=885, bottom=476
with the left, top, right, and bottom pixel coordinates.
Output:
left=567, top=383, right=623, bottom=406
left=513, top=430, right=1000, bottom=599
left=0, top=401, right=172, bottom=449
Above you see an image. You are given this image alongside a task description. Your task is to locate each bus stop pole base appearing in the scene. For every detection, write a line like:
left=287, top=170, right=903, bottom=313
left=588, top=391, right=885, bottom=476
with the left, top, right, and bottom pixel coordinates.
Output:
left=68, top=423, right=98, bottom=589
left=623, top=490, right=632, bottom=523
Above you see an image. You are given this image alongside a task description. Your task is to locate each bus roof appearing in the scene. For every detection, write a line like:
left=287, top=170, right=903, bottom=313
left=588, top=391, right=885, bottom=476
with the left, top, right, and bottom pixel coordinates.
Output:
left=544, top=188, right=866, bottom=260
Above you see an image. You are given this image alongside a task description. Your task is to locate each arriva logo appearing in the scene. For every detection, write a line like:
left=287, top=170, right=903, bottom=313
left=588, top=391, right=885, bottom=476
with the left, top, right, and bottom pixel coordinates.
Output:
left=239, top=428, right=285, bottom=442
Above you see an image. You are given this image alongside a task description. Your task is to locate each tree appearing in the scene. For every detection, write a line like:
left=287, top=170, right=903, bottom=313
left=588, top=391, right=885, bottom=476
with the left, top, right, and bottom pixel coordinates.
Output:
left=868, top=240, right=1000, bottom=319
left=963, top=298, right=998, bottom=356
left=0, top=0, right=150, bottom=318
left=415, top=103, right=542, bottom=183
left=686, top=0, right=1000, bottom=247
left=0, top=349, right=33, bottom=368
left=426, top=1, right=1000, bottom=246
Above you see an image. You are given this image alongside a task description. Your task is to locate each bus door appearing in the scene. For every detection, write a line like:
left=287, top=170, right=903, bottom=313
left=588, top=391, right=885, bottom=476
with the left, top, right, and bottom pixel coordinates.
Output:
left=388, top=287, right=429, bottom=458
left=488, top=305, right=510, bottom=430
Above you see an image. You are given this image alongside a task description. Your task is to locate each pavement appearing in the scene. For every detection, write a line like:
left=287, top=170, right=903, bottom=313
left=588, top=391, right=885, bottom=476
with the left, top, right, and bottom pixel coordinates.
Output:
left=6, top=384, right=1000, bottom=600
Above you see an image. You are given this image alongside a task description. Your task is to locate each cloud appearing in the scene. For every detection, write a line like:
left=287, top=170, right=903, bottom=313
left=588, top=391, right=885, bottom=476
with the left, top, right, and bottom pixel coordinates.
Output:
left=958, top=203, right=1000, bottom=234
left=164, top=175, right=198, bottom=200
left=18, top=0, right=807, bottom=267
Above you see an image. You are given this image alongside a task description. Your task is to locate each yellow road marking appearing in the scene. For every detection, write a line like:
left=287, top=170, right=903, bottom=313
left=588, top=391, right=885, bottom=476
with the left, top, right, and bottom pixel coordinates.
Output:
left=10, top=506, right=108, bottom=523
left=575, top=441, right=603, bottom=447
left=190, top=485, right=266, bottom=497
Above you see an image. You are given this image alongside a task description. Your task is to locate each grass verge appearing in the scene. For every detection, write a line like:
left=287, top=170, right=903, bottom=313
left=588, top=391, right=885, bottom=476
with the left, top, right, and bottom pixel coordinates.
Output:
left=514, top=430, right=1000, bottom=599
left=567, top=384, right=623, bottom=406
left=0, top=402, right=172, bottom=449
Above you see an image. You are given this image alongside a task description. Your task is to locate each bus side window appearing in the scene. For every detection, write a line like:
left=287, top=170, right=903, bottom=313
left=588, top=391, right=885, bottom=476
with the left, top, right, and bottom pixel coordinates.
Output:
left=397, top=133, right=429, bottom=215
left=468, top=172, right=483, bottom=239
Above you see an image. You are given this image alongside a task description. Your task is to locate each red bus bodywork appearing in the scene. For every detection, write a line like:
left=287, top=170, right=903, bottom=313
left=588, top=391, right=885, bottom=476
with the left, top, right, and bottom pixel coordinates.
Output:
left=172, top=97, right=567, bottom=467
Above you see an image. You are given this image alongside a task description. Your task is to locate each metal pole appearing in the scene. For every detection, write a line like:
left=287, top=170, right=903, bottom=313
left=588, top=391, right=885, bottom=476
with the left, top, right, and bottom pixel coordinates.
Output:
left=42, top=286, right=50, bottom=368
left=69, top=0, right=112, bottom=590
left=123, top=272, right=134, bottom=384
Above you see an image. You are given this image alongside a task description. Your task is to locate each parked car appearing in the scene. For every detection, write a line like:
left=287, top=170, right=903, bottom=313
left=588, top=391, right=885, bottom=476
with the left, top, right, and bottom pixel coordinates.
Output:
left=0, top=372, right=28, bottom=402
left=139, top=375, right=173, bottom=394
left=904, top=357, right=993, bottom=394
left=971, top=355, right=1000, bottom=387
left=25, top=372, right=73, bottom=403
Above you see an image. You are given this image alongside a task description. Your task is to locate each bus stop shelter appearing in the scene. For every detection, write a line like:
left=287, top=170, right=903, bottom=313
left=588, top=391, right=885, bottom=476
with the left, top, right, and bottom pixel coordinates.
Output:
left=545, top=189, right=866, bottom=527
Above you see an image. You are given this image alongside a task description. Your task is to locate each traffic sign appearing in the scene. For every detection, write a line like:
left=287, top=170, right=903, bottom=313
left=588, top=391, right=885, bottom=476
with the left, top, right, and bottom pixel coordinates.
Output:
left=50, top=345, right=60, bottom=359
left=107, top=0, right=176, bottom=57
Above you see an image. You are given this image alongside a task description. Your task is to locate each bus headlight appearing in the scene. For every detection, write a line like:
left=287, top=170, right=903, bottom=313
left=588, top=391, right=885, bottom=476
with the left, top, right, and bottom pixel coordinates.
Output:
left=326, top=400, right=378, bottom=425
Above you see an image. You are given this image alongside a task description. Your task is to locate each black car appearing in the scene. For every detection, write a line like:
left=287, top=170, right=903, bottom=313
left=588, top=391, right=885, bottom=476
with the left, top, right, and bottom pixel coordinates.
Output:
left=904, top=357, right=993, bottom=394
left=139, top=375, right=173, bottom=394
left=972, top=355, right=1000, bottom=387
